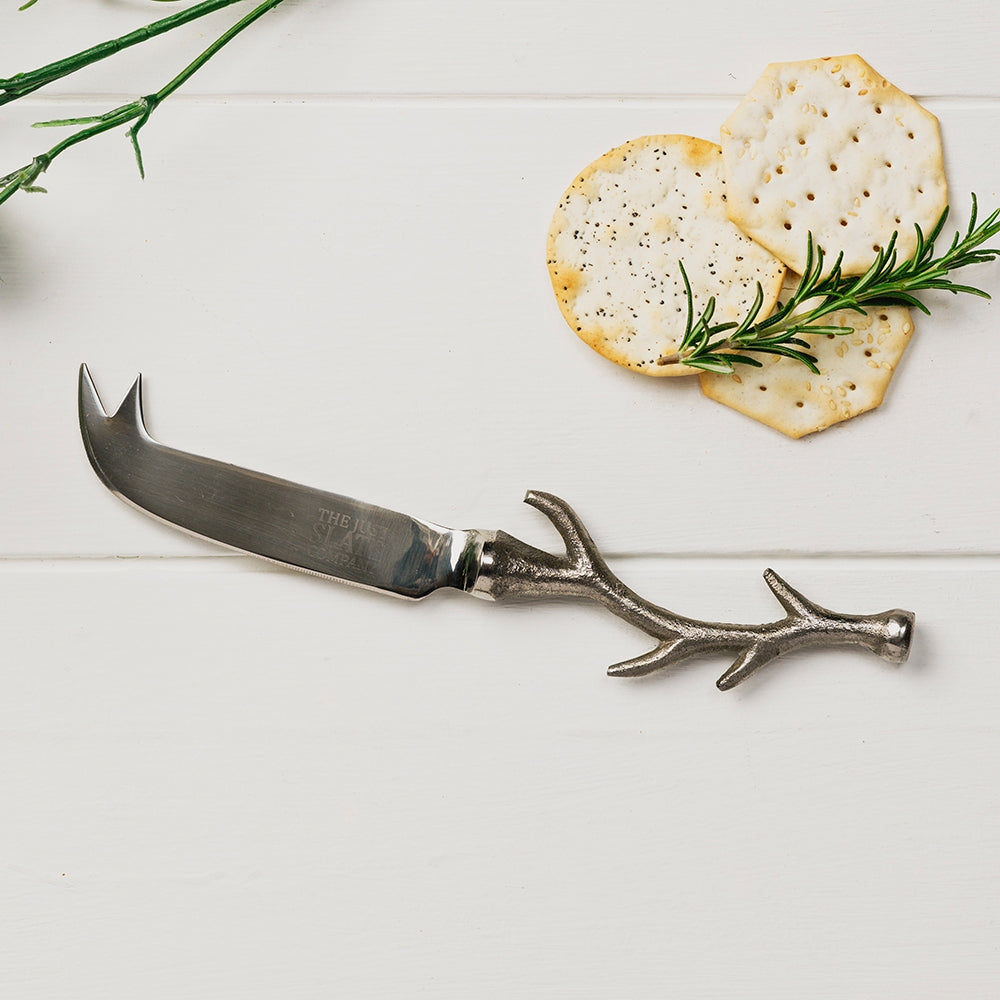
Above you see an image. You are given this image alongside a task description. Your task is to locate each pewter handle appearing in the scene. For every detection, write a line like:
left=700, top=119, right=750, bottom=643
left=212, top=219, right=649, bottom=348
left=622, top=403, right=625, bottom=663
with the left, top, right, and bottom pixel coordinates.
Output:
left=472, top=491, right=913, bottom=690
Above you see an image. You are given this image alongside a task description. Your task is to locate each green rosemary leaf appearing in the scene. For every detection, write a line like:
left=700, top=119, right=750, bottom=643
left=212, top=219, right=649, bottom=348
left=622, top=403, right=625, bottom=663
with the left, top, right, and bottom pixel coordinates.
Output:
left=732, top=282, right=766, bottom=337
left=854, top=291, right=930, bottom=312
left=683, top=354, right=760, bottom=375
left=786, top=325, right=853, bottom=338
left=926, top=204, right=952, bottom=246
left=747, top=344, right=820, bottom=372
left=717, top=352, right=763, bottom=367
left=678, top=260, right=697, bottom=347
left=935, top=282, right=993, bottom=298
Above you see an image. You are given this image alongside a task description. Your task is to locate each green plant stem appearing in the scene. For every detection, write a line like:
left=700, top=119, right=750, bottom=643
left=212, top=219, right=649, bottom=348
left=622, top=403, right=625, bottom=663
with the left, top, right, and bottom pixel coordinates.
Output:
left=1, top=0, right=251, bottom=105
left=0, top=0, right=290, bottom=207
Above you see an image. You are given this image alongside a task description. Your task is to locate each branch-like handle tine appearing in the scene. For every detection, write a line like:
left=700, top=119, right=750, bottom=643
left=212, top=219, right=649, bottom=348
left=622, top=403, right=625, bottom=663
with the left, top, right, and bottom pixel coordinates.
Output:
left=715, top=644, right=780, bottom=691
left=523, top=490, right=601, bottom=567
left=762, top=568, right=818, bottom=618
left=607, top=639, right=685, bottom=678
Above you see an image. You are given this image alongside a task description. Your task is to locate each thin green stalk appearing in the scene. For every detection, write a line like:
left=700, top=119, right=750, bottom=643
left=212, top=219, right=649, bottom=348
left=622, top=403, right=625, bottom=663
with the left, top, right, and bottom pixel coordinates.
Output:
left=1, top=0, right=250, bottom=105
left=0, top=0, right=290, bottom=206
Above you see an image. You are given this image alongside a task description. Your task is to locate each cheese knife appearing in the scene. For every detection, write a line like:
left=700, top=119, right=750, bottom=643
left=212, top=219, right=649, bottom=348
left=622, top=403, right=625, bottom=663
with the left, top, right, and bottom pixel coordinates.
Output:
left=78, top=364, right=913, bottom=690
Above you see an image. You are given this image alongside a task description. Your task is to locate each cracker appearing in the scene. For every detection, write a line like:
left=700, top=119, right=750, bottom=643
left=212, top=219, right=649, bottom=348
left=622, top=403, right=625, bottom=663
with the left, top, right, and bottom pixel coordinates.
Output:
left=720, top=55, right=948, bottom=276
left=546, top=134, right=786, bottom=376
left=698, top=274, right=915, bottom=437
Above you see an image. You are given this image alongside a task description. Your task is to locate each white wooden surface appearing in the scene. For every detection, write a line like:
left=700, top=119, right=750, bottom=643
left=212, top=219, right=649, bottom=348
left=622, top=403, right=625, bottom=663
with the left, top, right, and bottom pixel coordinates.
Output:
left=2, top=3, right=999, bottom=996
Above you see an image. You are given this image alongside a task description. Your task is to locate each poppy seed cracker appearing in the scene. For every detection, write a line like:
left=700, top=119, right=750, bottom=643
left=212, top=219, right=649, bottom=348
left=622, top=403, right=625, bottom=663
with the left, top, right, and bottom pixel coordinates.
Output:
left=546, top=134, right=786, bottom=376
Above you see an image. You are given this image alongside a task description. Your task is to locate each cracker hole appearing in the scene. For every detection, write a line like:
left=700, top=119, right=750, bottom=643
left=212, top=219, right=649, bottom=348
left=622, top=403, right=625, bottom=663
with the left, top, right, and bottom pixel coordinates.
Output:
left=795, top=401, right=804, bottom=408
left=846, top=382, right=857, bottom=391
left=829, top=163, right=838, bottom=171
left=875, top=105, right=882, bottom=114
left=840, top=219, right=848, bottom=226
left=851, top=135, right=859, bottom=143
left=806, top=192, right=815, bottom=201
left=907, top=131, right=915, bottom=139
left=752, top=196, right=759, bottom=204
left=758, top=384, right=768, bottom=391
left=775, top=165, right=784, bottom=174
left=863, top=189, right=871, bottom=198
left=783, top=221, right=792, bottom=230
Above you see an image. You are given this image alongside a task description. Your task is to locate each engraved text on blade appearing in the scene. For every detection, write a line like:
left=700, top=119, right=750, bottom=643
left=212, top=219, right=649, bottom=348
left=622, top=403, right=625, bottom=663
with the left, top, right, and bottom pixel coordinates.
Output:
left=309, top=506, right=389, bottom=577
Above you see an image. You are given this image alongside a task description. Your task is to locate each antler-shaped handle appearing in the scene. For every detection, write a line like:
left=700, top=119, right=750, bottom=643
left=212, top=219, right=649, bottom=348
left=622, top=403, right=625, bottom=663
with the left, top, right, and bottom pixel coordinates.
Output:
left=474, top=492, right=913, bottom=689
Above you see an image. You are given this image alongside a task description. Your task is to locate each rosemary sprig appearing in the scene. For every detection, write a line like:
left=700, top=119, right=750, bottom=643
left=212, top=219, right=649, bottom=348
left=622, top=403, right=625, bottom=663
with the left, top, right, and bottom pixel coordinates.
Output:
left=668, top=197, right=1000, bottom=375
left=0, top=0, right=290, bottom=207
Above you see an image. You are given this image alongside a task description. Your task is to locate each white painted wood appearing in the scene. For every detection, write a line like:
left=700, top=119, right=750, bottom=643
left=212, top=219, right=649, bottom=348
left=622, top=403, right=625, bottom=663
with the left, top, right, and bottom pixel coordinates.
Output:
left=2, top=2, right=1000, bottom=995
left=2, top=558, right=999, bottom=996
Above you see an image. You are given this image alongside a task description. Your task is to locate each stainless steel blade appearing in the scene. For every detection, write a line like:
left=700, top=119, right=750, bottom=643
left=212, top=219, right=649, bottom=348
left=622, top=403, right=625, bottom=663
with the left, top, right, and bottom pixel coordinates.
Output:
left=78, top=364, right=489, bottom=599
